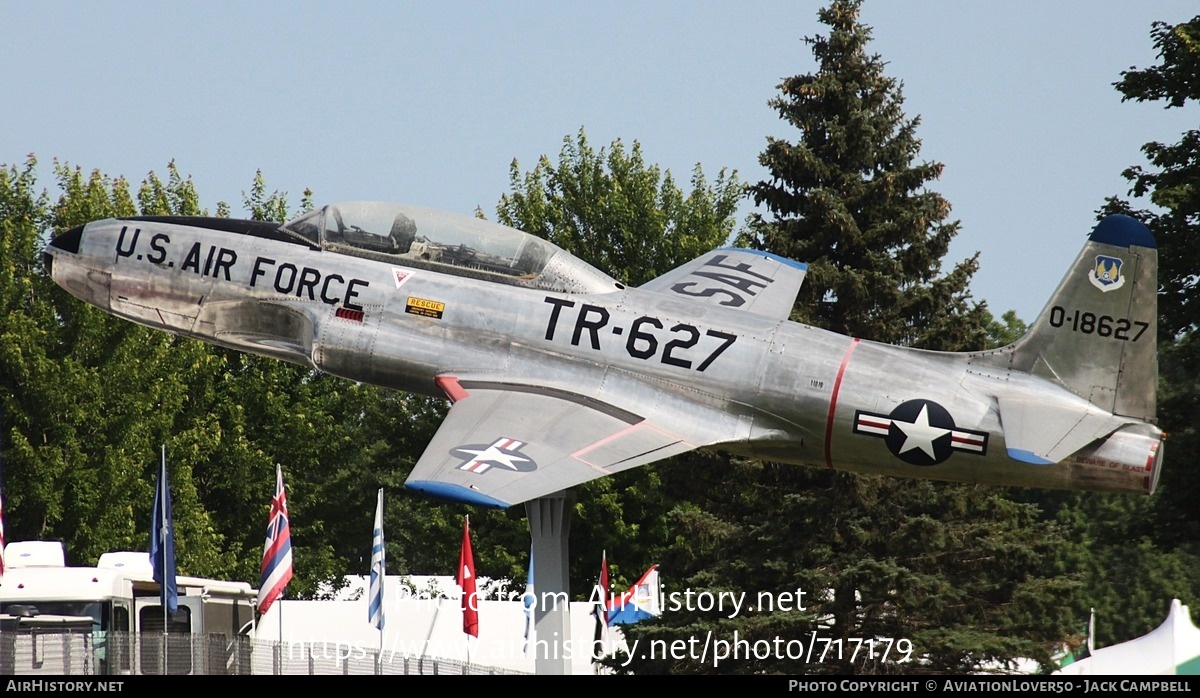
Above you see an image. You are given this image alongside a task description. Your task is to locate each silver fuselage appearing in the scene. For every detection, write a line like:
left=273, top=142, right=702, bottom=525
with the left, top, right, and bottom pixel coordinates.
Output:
left=46, top=214, right=1162, bottom=498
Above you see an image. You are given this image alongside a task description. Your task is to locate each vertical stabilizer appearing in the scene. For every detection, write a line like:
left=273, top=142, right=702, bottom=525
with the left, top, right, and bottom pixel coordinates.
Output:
left=975, top=215, right=1157, bottom=421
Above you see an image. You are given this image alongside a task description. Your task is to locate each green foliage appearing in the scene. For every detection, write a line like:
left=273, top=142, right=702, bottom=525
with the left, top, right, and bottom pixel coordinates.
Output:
left=498, top=127, right=743, bottom=286
left=984, top=309, right=1028, bottom=349
left=0, top=160, right=338, bottom=589
left=1046, top=493, right=1200, bottom=649
left=138, top=161, right=203, bottom=216
left=1113, top=18, right=1200, bottom=109
left=242, top=169, right=292, bottom=223
left=1104, top=15, right=1200, bottom=538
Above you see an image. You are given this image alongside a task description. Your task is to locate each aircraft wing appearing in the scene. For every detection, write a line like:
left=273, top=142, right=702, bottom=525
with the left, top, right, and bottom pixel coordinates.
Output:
left=639, top=247, right=807, bottom=320
left=404, top=377, right=696, bottom=508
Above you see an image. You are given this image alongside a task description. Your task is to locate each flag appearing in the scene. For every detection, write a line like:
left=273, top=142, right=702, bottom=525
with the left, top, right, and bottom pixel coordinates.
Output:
left=597, top=550, right=609, bottom=626
left=368, top=488, right=385, bottom=630
left=1059, top=608, right=1096, bottom=668
left=149, top=445, right=177, bottom=613
left=607, top=564, right=661, bottom=625
left=257, top=464, right=293, bottom=615
left=593, top=550, right=609, bottom=655
left=1087, top=606, right=1096, bottom=655
left=522, top=546, right=534, bottom=654
left=457, top=516, right=479, bottom=637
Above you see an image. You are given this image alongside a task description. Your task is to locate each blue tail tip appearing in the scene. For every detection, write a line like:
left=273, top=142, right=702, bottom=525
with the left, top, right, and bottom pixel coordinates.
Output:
left=1090, top=214, right=1156, bottom=250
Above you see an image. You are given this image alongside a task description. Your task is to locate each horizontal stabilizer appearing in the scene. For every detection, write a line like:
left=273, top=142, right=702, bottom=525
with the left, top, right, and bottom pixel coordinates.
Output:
left=998, top=395, right=1133, bottom=464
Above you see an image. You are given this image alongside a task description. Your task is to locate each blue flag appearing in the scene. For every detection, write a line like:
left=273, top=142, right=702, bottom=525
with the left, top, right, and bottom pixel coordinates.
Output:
left=522, top=546, right=534, bottom=654
left=150, top=446, right=177, bottom=613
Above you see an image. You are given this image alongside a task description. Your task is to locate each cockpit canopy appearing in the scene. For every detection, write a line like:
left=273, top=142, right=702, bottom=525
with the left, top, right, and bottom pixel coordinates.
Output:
left=282, top=202, right=621, bottom=294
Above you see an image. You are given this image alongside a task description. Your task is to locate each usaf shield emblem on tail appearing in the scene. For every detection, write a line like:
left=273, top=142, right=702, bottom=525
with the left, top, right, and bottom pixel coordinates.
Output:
left=1089, top=255, right=1125, bottom=292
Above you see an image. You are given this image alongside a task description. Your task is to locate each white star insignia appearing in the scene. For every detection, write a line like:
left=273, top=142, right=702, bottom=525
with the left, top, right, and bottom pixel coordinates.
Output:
left=459, top=443, right=530, bottom=471
left=894, top=405, right=950, bottom=459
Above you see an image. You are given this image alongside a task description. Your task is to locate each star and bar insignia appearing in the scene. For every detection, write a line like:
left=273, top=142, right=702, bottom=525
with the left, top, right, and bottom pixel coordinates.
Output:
left=853, top=399, right=988, bottom=466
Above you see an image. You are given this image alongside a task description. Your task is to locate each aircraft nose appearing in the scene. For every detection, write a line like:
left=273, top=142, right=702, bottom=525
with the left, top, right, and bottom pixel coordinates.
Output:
left=44, top=224, right=85, bottom=275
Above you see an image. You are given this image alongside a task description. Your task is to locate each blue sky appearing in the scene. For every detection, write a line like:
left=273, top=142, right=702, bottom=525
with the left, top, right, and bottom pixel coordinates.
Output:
left=3, top=1, right=1196, bottom=321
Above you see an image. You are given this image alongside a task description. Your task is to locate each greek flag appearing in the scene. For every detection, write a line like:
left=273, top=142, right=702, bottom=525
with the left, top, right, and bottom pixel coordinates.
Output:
left=369, top=488, right=385, bottom=630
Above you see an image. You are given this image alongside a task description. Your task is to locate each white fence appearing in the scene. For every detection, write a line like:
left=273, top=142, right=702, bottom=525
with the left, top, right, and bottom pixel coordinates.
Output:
left=0, top=630, right=527, bottom=676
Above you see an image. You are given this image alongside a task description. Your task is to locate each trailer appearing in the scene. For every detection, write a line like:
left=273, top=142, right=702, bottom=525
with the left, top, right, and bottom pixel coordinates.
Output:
left=0, top=541, right=258, bottom=675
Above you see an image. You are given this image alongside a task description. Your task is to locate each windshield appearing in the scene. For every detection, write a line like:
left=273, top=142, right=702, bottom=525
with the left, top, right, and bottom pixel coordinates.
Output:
left=1, top=600, right=108, bottom=632
left=281, top=202, right=620, bottom=294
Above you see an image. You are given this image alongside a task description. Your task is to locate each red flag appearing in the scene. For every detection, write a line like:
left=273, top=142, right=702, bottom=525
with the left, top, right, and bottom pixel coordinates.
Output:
left=598, top=550, right=609, bottom=627
left=457, top=517, right=479, bottom=637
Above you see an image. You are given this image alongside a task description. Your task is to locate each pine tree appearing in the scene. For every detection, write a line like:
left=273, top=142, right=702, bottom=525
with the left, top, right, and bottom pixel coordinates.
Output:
left=618, top=1, right=1077, bottom=674
left=745, top=0, right=985, bottom=351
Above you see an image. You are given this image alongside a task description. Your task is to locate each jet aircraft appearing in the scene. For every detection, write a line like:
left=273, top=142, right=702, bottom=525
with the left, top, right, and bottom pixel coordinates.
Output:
left=44, top=203, right=1163, bottom=508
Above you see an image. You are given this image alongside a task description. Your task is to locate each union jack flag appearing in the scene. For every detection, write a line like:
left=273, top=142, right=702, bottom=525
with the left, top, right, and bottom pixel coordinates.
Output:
left=257, top=464, right=293, bottom=614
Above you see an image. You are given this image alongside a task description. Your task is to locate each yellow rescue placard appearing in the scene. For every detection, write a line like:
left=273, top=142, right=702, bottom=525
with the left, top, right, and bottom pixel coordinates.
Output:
left=406, top=296, right=446, bottom=319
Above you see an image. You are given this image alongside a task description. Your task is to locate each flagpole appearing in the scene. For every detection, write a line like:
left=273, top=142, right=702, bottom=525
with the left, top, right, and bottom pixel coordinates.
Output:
left=370, top=487, right=385, bottom=673
left=457, top=515, right=479, bottom=666
left=160, top=445, right=167, bottom=675
left=259, top=463, right=294, bottom=672
left=379, top=489, right=385, bottom=671
left=464, top=514, right=469, bottom=668
left=594, top=549, right=609, bottom=660
left=422, top=598, right=441, bottom=674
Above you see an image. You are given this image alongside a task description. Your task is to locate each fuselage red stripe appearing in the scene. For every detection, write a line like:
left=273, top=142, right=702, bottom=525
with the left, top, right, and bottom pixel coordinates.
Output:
left=825, top=338, right=861, bottom=468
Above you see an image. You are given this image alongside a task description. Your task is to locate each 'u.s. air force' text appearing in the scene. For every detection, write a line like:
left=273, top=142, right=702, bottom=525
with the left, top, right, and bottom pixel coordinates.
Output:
left=114, top=226, right=369, bottom=311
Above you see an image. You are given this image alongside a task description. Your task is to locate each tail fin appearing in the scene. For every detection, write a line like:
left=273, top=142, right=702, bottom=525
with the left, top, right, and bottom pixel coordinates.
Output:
left=975, top=214, right=1157, bottom=421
